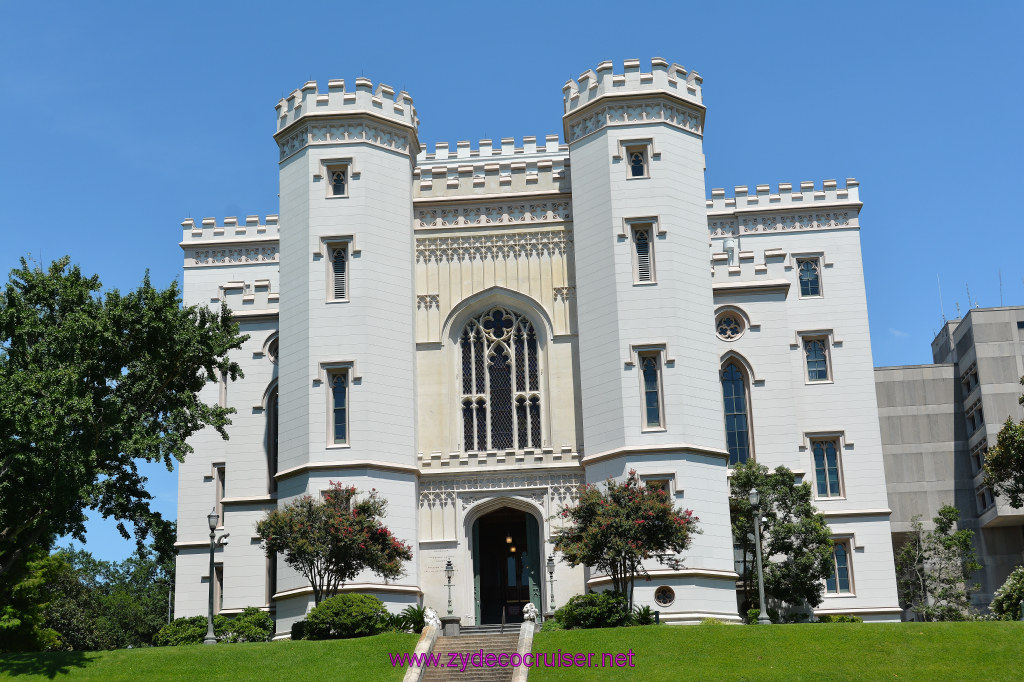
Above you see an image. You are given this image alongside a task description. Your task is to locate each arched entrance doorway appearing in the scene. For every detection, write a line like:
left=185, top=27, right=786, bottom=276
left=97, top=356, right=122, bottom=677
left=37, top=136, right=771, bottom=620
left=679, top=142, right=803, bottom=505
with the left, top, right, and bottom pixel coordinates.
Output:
left=472, top=507, right=542, bottom=625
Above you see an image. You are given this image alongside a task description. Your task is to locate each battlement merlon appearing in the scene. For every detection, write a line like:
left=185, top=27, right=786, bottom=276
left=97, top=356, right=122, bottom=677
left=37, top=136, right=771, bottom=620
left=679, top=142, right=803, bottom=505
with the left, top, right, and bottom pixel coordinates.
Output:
left=562, top=58, right=703, bottom=115
left=706, top=179, right=861, bottom=214
left=416, top=135, right=567, bottom=163
left=274, top=78, right=419, bottom=136
left=180, top=215, right=280, bottom=245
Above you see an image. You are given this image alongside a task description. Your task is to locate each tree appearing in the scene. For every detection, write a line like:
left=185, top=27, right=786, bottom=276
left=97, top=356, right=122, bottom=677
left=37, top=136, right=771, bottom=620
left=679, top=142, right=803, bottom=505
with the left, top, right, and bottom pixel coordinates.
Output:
left=729, top=461, right=835, bottom=617
left=985, top=376, right=1024, bottom=509
left=551, top=470, right=699, bottom=610
left=256, top=482, right=413, bottom=606
left=895, top=504, right=982, bottom=621
left=0, top=257, right=245, bottom=581
left=989, top=565, right=1024, bottom=620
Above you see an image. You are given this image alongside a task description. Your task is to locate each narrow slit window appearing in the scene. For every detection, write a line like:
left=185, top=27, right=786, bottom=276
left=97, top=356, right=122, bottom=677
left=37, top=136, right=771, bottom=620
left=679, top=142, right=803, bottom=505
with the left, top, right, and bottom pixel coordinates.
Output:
left=214, top=465, right=226, bottom=525
left=331, top=373, right=347, bottom=444
left=721, top=362, right=751, bottom=466
left=332, top=247, right=347, bottom=300
left=633, top=226, right=653, bottom=283
left=641, top=354, right=663, bottom=429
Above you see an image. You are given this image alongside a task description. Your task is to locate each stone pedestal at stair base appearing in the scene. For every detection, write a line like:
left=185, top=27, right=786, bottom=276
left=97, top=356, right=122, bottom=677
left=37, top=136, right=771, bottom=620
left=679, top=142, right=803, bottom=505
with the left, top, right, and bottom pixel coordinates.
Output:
left=440, top=616, right=461, bottom=637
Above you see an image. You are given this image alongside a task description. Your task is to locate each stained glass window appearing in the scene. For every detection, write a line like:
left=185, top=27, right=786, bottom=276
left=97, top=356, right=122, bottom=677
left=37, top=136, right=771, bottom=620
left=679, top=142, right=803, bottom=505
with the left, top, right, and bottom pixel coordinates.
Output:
left=722, top=363, right=750, bottom=465
left=813, top=440, right=841, bottom=497
left=460, top=308, right=541, bottom=451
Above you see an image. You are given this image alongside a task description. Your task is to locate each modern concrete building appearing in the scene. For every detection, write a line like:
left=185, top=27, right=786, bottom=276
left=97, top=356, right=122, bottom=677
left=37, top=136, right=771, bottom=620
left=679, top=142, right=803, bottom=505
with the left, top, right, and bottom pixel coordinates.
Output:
left=174, top=58, right=902, bottom=634
left=877, top=306, right=1024, bottom=609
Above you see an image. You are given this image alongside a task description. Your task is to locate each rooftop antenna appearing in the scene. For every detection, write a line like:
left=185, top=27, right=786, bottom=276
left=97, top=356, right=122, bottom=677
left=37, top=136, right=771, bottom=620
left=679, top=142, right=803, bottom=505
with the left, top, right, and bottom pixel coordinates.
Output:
left=966, top=282, right=979, bottom=309
left=937, top=274, right=946, bottom=322
left=955, top=301, right=961, bottom=317
left=999, top=270, right=1004, bottom=306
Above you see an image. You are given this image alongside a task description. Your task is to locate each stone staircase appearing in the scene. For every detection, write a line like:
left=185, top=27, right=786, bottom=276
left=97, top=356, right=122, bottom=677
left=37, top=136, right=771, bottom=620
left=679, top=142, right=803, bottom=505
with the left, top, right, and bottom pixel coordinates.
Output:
left=421, top=632, right=520, bottom=682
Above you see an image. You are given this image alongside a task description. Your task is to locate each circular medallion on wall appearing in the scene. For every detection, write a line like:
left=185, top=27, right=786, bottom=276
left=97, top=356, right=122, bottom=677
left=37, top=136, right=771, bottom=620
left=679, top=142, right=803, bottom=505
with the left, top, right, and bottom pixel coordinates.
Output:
left=654, top=585, right=675, bottom=607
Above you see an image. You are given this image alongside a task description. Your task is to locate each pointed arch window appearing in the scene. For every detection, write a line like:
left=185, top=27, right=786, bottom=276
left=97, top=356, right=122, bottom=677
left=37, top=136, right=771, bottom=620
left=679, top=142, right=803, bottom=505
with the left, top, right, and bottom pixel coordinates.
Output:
left=721, top=361, right=752, bottom=466
left=798, top=258, right=821, bottom=297
left=331, top=373, right=347, bottom=444
left=460, top=308, right=541, bottom=451
left=267, top=387, right=279, bottom=493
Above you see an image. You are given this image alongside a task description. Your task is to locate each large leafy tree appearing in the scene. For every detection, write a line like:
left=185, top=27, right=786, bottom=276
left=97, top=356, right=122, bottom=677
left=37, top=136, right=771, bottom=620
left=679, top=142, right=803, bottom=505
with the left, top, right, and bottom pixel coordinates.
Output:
left=895, top=504, right=982, bottom=621
left=256, top=482, right=413, bottom=606
left=729, top=461, right=835, bottom=616
left=0, top=257, right=246, bottom=581
left=985, top=375, right=1024, bottom=508
left=551, top=470, right=699, bottom=609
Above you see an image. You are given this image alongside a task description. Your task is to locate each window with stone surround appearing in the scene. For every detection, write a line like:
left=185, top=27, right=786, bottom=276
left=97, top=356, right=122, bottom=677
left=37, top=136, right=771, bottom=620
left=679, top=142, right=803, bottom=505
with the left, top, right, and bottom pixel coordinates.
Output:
left=330, top=246, right=348, bottom=301
left=330, top=372, right=348, bottom=445
left=812, top=439, right=843, bottom=498
left=797, top=258, right=822, bottom=297
left=213, top=464, right=225, bottom=527
left=324, top=162, right=349, bottom=198
left=804, top=338, right=831, bottom=382
left=639, top=352, right=664, bottom=430
left=460, top=308, right=541, bottom=451
left=826, top=541, right=852, bottom=594
left=721, top=362, right=752, bottom=465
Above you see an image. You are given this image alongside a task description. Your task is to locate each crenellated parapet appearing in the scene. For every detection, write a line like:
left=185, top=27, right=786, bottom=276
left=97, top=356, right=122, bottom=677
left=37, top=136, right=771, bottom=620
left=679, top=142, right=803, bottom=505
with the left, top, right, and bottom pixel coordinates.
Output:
left=706, top=180, right=861, bottom=238
left=563, top=58, right=702, bottom=112
left=180, top=215, right=280, bottom=268
left=416, top=135, right=565, bottom=162
left=561, top=59, right=704, bottom=144
left=275, top=78, right=418, bottom=132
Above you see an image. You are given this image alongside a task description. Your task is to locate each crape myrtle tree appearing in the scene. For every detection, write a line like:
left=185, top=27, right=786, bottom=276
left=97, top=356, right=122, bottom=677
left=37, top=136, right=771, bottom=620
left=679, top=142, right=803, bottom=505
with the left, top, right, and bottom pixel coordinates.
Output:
left=985, top=375, right=1024, bottom=509
left=551, top=470, right=699, bottom=610
left=729, top=461, right=835, bottom=617
left=0, top=257, right=246, bottom=583
left=894, top=505, right=982, bottom=621
left=256, top=482, right=413, bottom=606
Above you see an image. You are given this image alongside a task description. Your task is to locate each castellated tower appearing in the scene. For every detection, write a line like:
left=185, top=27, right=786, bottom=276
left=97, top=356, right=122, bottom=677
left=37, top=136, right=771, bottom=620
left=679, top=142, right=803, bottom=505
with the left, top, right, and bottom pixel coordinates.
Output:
left=273, top=79, right=421, bottom=625
left=563, top=59, right=739, bottom=619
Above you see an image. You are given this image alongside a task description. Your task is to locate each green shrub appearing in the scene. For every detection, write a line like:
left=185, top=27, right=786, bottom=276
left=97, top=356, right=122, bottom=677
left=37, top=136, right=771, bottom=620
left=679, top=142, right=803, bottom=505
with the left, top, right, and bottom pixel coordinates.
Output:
left=747, top=608, right=760, bottom=625
left=540, top=617, right=564, bottom=632
left=399, top=605, right=427, bottom=633
left=153, top=615, right=229, bottom=646
left=990, top=566, right=1024, bottom=621
left=700, top=617, right=723, bottom=625
left=782, top=612, right=811, bottom=624
left=817, top=614, right=863, bottom=623
left=222, top=607, right=274, bottom=643
left=290, top=620, right=307, bottom=641
left=553, top=592, right=630, bottom=630
left=305, top=594, right=391, bottom=640
left=631, top=605, right=657, bottom=626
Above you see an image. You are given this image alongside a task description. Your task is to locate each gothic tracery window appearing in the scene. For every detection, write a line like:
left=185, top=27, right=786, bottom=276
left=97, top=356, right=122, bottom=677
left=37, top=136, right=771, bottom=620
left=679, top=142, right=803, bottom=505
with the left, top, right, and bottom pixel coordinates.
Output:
left=798, top=258, right=821, bottom=297
left=460, top=308, right=541, bottom=451
left=721, top=362, right=751, bottom=465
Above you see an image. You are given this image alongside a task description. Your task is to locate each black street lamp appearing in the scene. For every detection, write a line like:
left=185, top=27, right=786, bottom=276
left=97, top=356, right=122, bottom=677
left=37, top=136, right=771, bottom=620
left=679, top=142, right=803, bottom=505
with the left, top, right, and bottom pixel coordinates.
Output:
left=748, top=489, right=772, bottom=625
left=204, top=509, right=230, bottom=645
left=546, top=555, right=556, bottom=611
left=445, top=559, right=454, bottom=616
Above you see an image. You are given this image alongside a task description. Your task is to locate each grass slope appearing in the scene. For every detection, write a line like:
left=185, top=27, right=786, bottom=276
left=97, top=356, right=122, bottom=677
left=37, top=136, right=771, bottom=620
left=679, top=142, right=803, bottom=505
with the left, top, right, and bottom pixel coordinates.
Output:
left=0, top=632, right=418, bottom=681
left=531, top=622, right=1024, bottom=681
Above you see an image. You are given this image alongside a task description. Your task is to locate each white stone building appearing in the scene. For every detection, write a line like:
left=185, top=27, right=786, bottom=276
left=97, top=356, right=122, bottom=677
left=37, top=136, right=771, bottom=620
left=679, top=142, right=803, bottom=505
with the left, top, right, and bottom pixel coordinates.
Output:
left=173, top=58, right=902, bottom=633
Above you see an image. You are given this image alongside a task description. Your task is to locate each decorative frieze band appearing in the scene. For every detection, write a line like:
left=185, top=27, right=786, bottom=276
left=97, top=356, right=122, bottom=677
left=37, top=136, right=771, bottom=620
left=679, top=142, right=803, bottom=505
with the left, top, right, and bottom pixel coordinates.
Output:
left=187, top=246, right=279, bottom=267
left=418, top=472, right=583, bottom=510
left=416, top=294, right=439, bottom=310
left=708, top=211, right=852, bottom=237
left=566, top=99, right=703, bottom=144
left=553, top=286, right=576, bottom=302
left=414, top=201, right=572, bottom=229
left=415, top=230, right=572, bottom=264
left=277, top=120, right=414, bottom=160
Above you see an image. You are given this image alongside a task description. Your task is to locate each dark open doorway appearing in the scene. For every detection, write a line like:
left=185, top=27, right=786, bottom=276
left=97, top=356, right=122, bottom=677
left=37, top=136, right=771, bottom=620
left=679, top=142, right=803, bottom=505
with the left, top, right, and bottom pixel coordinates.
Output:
left=472, top=507, right=542, bottom=625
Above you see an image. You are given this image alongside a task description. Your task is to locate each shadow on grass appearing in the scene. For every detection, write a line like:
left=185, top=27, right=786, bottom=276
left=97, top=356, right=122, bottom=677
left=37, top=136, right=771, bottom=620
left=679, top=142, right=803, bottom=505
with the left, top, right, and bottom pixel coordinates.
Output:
left=0, top=651, right=93, bottom=678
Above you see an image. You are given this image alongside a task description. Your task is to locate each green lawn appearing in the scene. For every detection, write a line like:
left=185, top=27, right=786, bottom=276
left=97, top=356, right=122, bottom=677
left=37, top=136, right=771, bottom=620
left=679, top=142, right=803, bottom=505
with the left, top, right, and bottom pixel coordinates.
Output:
left=0, top=632, right=418, bottom=681
left=3, top=623, right=1023, bottom=681
left=531, top=622, right=1024, bottom=681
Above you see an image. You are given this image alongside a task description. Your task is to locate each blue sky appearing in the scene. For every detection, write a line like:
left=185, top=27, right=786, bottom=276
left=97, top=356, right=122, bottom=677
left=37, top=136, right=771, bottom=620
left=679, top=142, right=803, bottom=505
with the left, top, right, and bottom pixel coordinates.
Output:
left=2, top=1, right=1022, bottom=561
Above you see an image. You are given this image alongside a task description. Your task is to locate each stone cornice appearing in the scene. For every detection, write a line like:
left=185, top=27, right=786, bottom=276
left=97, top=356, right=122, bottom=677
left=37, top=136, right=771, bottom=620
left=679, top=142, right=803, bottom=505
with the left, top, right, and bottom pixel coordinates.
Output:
left=414, top=200, right=572, bottom=230
left=587, top=568, right=740, bottom=586
left=272, top=583, right=423, bottom=601
left=563, top=94, right=705, bottom=145
left=276, top=115, right=417, bottom=164
left=275, top=459, right=419, bottom=481
left=712, top=279, right=791, bottom=296
left=582, top=442, right=730, bottom=465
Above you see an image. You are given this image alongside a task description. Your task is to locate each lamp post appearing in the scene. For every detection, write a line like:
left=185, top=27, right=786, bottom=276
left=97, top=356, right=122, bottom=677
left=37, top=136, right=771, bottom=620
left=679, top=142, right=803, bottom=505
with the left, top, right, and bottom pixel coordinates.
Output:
left=204, top=509, right=229, bottom=644
left=748, top=489, right=772, bottom=625
left=546, top=555, right=556, bottom=611
left=445, top=559, right=454, bottom=616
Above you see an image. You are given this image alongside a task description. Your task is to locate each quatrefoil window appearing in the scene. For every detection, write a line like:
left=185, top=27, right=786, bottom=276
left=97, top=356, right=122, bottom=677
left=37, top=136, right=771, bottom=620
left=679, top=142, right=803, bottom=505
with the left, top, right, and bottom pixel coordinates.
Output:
left=716, top=314, right=744, bottom=341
